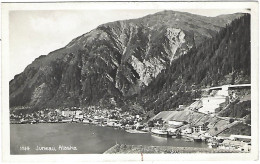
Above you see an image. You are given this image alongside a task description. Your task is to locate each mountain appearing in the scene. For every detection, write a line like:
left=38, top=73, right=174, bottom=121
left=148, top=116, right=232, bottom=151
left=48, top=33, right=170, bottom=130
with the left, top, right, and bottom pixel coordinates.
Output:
left=9, top=10, right=247, bottom=111
left=138, top=14, right=251, bottom=113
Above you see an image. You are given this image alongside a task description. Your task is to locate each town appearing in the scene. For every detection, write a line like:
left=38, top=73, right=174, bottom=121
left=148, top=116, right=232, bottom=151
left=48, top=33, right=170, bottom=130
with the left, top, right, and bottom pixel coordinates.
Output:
left=10, top=84, right=251, bottom=153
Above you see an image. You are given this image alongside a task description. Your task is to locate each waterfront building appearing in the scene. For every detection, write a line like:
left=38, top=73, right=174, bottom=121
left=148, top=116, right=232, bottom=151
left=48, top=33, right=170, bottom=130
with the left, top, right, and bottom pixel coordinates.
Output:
left=192, top=123, right=207, bottom=133
left=181, top=128, right=192, bottom=134
left=107, top=119, right=119, bottom=127
left=82, top=119, right=90, bottom=123
left=93, top=116, right=103, bottom=124
left=75, top=111, right=83, bottom=118
left=61, top=111, right=76, bottom=117
left=61, top=110, right=83, bottom=118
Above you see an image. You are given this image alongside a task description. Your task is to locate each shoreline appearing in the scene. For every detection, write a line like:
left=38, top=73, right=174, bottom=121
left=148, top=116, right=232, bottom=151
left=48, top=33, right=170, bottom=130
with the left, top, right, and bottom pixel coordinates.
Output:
left=104, top=144, right=243, bottom=154
left=10, top=122, right=150, bottom=134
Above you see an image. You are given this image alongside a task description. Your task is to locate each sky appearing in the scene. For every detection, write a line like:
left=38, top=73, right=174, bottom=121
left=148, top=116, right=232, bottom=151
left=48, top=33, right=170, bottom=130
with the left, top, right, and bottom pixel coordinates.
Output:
left=9, top=9, right=249, bottom=80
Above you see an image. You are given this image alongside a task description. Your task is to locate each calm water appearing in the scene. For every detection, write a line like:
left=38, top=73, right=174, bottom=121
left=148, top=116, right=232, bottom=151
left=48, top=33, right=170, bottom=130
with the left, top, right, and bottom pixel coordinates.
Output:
left=10, top=123, right=207, bottom=154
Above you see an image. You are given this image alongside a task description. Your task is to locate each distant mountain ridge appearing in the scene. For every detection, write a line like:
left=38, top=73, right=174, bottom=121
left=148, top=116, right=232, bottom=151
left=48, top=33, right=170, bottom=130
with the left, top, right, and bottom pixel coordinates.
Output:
left=9, top=10, right=247, bottom=112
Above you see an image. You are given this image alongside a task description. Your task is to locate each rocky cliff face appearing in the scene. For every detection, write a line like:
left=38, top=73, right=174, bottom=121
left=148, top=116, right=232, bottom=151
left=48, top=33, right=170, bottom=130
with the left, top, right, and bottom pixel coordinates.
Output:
left=9, top=10, right=244, bottom=109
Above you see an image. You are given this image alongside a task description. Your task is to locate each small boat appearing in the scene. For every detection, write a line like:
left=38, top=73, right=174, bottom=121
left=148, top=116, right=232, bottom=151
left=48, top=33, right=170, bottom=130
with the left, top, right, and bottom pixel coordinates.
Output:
left=151, top=128, right=169, bottom=138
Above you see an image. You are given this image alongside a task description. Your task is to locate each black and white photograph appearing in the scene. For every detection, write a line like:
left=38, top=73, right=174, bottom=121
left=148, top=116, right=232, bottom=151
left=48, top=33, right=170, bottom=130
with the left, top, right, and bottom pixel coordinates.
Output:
left=1, top=1, right=259, bottom=162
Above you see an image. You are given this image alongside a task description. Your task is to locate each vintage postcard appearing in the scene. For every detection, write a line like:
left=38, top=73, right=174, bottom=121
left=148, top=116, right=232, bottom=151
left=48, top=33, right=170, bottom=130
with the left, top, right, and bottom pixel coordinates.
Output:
left=1, top=1, right=259, bottom=162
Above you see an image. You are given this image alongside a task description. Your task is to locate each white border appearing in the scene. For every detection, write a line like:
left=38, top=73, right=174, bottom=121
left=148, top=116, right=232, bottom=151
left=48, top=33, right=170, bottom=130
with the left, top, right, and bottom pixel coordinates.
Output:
left=1, top=1, right=259, bottom=162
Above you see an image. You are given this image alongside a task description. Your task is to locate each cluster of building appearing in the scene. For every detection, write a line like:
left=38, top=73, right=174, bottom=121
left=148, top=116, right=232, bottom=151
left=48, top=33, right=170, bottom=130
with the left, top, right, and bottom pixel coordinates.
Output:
left=10, top=106, right=146, bottom=131
left=77, top=107, right=145, bottom=130
left=10, top=108, right=62, bottom=124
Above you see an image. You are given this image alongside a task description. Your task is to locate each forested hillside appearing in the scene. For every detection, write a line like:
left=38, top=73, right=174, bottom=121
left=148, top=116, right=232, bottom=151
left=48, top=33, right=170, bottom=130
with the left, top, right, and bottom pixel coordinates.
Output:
left=138, top=14, right=250, bottom=114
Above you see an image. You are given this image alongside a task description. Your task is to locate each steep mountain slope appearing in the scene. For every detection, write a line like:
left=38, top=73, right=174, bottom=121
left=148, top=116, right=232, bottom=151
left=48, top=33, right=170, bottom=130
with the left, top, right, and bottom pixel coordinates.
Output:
left=138, top=14, right=250, bottom=113
left=10, top=10, right=245, bottom=110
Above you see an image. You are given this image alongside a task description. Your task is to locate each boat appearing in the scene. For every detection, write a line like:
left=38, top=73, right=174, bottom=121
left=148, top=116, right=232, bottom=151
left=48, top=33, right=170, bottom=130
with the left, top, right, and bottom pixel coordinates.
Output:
left=151, top=128, right=169, bottom=138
